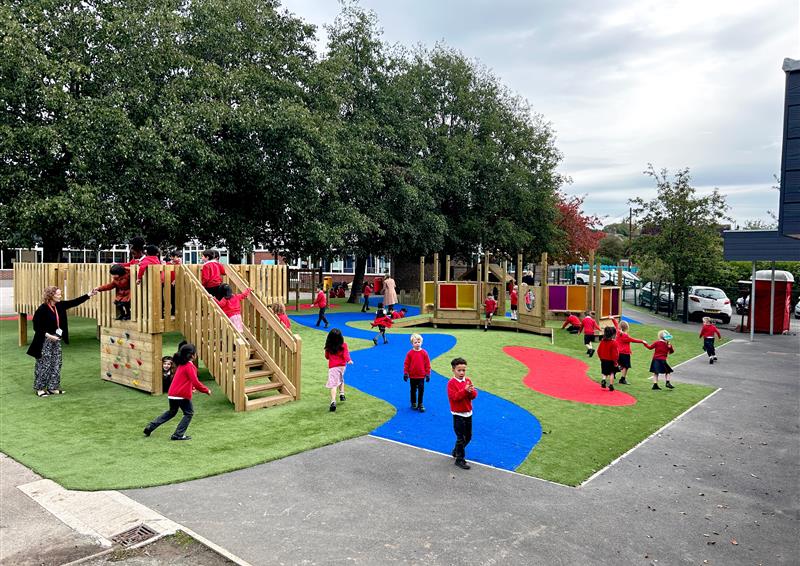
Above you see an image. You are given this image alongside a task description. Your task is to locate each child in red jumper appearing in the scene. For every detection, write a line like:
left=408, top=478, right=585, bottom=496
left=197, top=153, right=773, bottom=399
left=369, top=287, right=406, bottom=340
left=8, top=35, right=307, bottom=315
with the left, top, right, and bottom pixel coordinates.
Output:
left=370, top=302, right=393, bottom=345
left=136, top=245, right=164, bottom=284
left=597, top=326, right=620, bottom=391
left=312, top=285, right=329, bottom=328
left=361, top=281, right=373, bottom=312
left=144, top=343, right=211, bottom=440
left=448, top=357, right=477, bottom=470
left=699, top=317, right=722, bottom=364
left=214, top=284, right=251, bottom=332
left=612, top=318, right=648, bottom=384
left=271, top=302, right=291, bottom=330
left=324, top=328, right=352, bottom=412
left=404, top=333, right=431, bottom=412
left=510, top=285, right=519, bottom=321
left=562, top=312, right=581, bottom=334
left=645, top=330, right=675, bottom=390
left=484, top=293, right=498, bottom=331
left=94, top=264, right=131, bottom=320
left=391, top=307, right=408, bottom=320
left=201, top=249, right=226, bottom=300
left=579, top=311, right=601, bottom=357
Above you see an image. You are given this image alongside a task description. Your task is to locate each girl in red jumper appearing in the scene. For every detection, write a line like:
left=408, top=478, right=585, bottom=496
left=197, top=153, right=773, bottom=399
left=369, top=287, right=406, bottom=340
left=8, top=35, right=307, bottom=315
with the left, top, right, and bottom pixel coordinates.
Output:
left=324, top=328, right=352, bottom=412
left=612, top=318, right=648, bottom=384
left=403, top=333, right=431, bottom=412
left=370, top=302, right=393, bottom=345
left=201, top=249, right=226, bottom=300
left=597, top=326, right=620, bottom=391
left=361, top=281, right=373, bottom=312
left=271, top=302, right=292, bottom=330
left=579, top=311, right=601, bottom=357
left=214, top=284, right=251, bottom=332
left=144, top=343, right=211, bottom=440
left=699, top=317, right=722, bottom=364
left=645, top=330, right=675, bottom=390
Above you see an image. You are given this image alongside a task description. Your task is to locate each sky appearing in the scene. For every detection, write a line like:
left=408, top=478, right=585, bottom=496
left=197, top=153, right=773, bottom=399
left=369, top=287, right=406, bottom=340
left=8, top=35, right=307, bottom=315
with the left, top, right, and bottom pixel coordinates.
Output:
left=281, top=0, right=799, bottom=228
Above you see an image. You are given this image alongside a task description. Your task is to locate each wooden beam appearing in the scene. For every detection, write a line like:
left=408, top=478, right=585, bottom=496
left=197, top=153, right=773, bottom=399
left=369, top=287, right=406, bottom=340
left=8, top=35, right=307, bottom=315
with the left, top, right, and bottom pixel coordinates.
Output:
left=18, top=313, right=27, bottom=347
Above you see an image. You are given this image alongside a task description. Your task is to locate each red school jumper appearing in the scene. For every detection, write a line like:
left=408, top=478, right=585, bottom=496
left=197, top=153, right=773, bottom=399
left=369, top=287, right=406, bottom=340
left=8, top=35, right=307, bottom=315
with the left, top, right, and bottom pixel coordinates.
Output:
left=312, top=290, right=328, bottom=309
left=699, top=324, right=722, bottom=339
left=137, top=255, right=164, bottom=282
left=168, top=363, right=210, bottom=399
left=484, top=297, right=497, bottom=315
left=215, top=289, right=251, bottom=317
left=645, top=340, right=674, bottom=360
left=278, top=313, right=291, bottom=329
left=562, top=314, right=581, bottom=329
left=579, top=316, right=600, bottom=335
left=597, top=339, right=619, bottom=363
left=404, top=349, right=431, bottom=379
left=201, top=260, right=225, bottom=288
left=447, top=377, right=478, bottom=413
left=612, top=319, right=646, bottom=354
left=510, top=290, right=518, bottom=307
left=325, top=343, right=351, bottom=367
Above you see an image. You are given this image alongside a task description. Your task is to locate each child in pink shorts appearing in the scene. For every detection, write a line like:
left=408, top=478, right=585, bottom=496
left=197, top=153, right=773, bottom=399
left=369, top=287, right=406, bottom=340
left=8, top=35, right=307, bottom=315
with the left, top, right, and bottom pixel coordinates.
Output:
left=324, top=328, right=352, bottom=412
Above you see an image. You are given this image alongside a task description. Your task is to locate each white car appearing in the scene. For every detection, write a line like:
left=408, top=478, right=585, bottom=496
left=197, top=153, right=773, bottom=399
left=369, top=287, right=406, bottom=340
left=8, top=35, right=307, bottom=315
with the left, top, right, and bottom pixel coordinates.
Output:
left=795, top=301, right=800, bottom=319
left=574, top=271, right=613, bottom=285
left=687, top=286, right=732, bottom=324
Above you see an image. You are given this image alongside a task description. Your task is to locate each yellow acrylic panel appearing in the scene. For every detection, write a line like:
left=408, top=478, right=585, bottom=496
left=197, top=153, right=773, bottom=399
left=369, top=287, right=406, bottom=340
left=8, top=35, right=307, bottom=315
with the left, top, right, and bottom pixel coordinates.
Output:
left=457, top=284, right=476, bottom=309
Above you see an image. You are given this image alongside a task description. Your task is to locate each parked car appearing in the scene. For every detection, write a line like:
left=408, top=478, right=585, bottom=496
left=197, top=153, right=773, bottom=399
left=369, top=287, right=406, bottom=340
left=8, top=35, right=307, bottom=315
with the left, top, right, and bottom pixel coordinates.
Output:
left=795, top=301, right=800, bottom=319
left=638, top=282, right=674, bottom=309
left=687, top=286, right=732, bottom=324
left=574, top=271, right=614, bottom=285
left=607, top=270, right=641, bottom=288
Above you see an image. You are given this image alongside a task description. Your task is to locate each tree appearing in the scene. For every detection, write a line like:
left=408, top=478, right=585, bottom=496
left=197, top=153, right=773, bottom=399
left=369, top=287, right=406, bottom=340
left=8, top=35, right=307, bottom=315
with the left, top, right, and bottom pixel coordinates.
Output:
left=551, top=194, right=603, bottom=264
left=630, top=164, right=730, bottom=311
left=597, top=233, right=625, bottom=261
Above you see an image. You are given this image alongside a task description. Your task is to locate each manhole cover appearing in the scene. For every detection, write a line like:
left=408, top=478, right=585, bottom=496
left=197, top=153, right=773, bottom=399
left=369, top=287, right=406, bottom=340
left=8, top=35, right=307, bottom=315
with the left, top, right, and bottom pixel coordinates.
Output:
left=110, top=524, right=158, bottom=547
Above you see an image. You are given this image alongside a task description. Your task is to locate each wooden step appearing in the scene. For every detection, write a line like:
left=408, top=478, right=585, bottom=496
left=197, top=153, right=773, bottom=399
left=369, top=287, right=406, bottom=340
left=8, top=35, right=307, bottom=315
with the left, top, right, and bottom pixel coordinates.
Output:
left=244, top=369, right=274, bottom=380
left=245, top=393, right=293, bottom=411
left=245, top=358, right=265, bottom=367
left=245, top=382, right=283, bottom=395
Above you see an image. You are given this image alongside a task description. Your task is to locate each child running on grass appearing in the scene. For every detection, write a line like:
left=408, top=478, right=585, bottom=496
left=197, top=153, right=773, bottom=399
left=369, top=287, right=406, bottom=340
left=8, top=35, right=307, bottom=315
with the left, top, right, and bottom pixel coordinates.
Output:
left=403, top=333, right=431, bottom=412
left=699, top=317, right=721, bottom=364
left=484, top=292, right=497, bottom=331
left=612, top=318, right=648, bottom=385
left=271, top=302, right=291, bottom=330
left=371, top=302, right=393, bottom=345
left=597, top=326, right=619, bottom=391
left=144, top=343, right=211, bottom=441
left=447, top=357, right=477, bottom=470
left=579, top=311, right=601, bottom=357
left=324, top=328, right=352, bottom=412
left=645, top=330, right=675, bottom=390
left=561, top=312, right=581, bottom=334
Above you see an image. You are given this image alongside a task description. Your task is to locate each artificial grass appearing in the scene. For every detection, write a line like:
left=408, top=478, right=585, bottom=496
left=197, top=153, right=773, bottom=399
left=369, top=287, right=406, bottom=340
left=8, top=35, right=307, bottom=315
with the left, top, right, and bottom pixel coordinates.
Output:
left=0, top=299, right=720, bottom=489
left=352, top=316, right=720, bottom=486
left=0, top=299, right=394, bottom=490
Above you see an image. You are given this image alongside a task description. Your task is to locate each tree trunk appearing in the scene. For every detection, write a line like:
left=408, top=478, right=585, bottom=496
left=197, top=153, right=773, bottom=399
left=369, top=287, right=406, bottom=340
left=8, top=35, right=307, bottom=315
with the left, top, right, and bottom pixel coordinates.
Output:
left=348, top=254, right=367, bottom=304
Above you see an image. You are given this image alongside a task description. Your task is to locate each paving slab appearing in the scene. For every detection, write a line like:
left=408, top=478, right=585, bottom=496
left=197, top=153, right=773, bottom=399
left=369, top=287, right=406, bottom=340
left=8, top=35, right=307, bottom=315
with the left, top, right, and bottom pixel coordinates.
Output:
left=126, top=331, right=800, bottom=565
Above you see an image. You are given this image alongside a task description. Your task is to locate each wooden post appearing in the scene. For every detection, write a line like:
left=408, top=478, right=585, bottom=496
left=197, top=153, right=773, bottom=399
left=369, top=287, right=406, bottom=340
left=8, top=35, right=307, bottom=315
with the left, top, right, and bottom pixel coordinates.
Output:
left=445, top=255, right=451, bottom=282
left=433, top=253, right=440, bottom=317
left=587, top=251, right=595, bottom=310
left=500, top=260, right=508, bottom=318
left=517, top=254, right=523, bottom=289
left=541, top=252, right=549, bottom=318
left=595, top=260, right=603, bottom=317
left=419, top=256, right=425, bottom=312
left=618, top=265, right=624, bottom=316
left=18, top=313, right=27, bottom=347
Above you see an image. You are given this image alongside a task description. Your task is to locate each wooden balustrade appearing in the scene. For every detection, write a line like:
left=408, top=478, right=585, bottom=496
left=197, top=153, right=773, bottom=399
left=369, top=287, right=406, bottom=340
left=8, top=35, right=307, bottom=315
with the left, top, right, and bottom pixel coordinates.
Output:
left=226, top=264, right=287, bottom=305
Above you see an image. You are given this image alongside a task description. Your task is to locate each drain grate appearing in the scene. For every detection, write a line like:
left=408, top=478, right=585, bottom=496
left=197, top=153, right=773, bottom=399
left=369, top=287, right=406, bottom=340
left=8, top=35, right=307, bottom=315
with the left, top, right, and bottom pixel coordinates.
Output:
left=110, top=523, right=158, bottom=547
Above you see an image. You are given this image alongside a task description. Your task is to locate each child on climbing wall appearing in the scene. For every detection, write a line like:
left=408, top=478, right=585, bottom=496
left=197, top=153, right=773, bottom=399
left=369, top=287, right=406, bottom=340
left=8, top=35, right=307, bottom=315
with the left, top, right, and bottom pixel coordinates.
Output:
left=214, top=284, right=251, bottom=332
left=271, top=302, right=291, bottom=330
left=510, top=285, right=519, bottom=320
left=324, top=328, right=352, bottom=412
left=597, top=325, right=619, bottom=391
left=144, top=343, right=211, bottom=441
left=371, top=302, right=393, bottom=345
left=612, top=318, right=648, bottom=384
left=699, top=317, right=722, bottom=364
left=579, top=311, right=601, bottom=357
left=645, top=330, right=675, bottom=390
left=561, top=312, right=581, bottom=333
left=94, top=264, right=131, bottom=320
left=484, top=292, right=498, bottom=331
left=404, top=333, right=431, bottom=412
left=448, top=357, right=477, bottom=470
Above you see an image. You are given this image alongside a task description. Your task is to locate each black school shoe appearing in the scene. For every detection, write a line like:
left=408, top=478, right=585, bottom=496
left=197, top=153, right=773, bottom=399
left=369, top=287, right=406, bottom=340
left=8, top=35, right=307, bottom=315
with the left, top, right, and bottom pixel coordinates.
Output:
left=339, top=394, right=346, bottom=402
left=618, top=377, right=628, bottom=385
left=143, top=426, right=152, bottom=437
left=170, top=435, right=191, bottom=441
left=417, top=405, right=426, bottom=412
left=411, top=403, right=417, bottom=409
left=608, top=384, right=615, bottom=391
left=600, top=379, right=606, bottom=389
left=588, top=349, right=595, bottom=358
left=665, top=381, right=674, bottom=389
left=329, top=402, right=336, bottom=412
left=455, top=460, right=471, bottom=470
left=652, top=383, right=661, bottom=390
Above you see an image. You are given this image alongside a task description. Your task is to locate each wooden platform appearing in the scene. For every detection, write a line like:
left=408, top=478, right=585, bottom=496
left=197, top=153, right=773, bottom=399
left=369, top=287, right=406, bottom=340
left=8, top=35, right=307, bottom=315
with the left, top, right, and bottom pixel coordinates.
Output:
left=393, top=313, right=553, bottom=340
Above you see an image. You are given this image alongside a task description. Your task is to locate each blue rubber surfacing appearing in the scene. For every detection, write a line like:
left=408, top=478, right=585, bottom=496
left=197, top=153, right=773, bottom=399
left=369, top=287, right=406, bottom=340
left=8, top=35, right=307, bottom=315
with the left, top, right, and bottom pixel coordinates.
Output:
left=292, top=306, right=542, bottom=471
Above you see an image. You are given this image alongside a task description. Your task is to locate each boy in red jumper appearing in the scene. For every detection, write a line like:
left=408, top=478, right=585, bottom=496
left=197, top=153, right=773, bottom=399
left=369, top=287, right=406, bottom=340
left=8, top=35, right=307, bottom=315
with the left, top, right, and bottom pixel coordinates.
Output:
left=484, top=293, right=497, bottom=331
left=361, top=281, right=373, bottom=312
left=645, top=330, right=675, bottom=390
left=699, top=317, right=722, bottom=364
left=510, top=285, right=519, bottom=320
left=201, top=249, right=226, bottom=300
left=447, top=357, right=478, bottom=470
left=597, top=326, right=620, bottom=391
left=312, top=285, right=329, bottom=328
left=404, top=333, right=431, bottom=412
left=94, top=264, right=131, bottom=320
left=136, top=245, right=164, bottom=284
left=391, top=307, right=407, bottom=319
left=144, top=343, right=211, bottom=440
left=579, top=311, right=601, bottom=357
left=214, top=284, right=251, bottom=332
left=612, top=318, right=648, bottom=384
left=562, top=312, right=581, bottom=334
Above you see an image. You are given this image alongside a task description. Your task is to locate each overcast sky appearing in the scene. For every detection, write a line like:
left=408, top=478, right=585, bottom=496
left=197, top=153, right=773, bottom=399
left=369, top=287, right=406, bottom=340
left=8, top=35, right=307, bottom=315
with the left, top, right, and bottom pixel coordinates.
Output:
left=282, top=0, right=799, bottom=227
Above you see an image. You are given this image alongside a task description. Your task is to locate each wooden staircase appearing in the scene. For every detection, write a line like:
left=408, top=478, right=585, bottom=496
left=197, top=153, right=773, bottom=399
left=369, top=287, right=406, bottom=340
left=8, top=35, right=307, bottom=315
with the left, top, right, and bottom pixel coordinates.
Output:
left=241, top=353, right=292, bottom=410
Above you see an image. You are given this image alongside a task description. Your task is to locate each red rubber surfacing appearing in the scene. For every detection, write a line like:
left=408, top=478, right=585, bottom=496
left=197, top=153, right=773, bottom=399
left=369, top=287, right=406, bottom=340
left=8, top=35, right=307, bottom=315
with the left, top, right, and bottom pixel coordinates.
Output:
left=503, top=346, right=637, bottom=406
